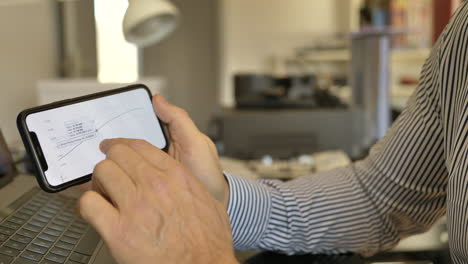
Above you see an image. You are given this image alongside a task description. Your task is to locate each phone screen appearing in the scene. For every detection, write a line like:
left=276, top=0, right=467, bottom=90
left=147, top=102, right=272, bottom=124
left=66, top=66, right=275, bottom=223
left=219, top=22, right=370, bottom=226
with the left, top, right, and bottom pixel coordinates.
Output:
left=25, top=88, right=167, bottom=187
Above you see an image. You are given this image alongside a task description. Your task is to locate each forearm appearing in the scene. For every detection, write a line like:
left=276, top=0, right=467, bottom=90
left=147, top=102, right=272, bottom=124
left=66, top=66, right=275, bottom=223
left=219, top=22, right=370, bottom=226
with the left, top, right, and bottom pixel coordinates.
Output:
left=226, top=145, right=447, bottom=256
left=226, top=163, right=402, bottom=256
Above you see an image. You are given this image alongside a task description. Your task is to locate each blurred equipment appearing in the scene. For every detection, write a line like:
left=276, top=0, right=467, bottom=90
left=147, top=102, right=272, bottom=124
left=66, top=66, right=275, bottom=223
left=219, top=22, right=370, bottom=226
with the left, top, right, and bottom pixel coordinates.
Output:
left=351, top=30, right=392, bottom=146
left=233, top=74, right=345, bottom=109
left=123, top=0, right=179, bottom=47
left=234, top=74, right=275, bottom=108
left=214, top=109, right=366, bottom=160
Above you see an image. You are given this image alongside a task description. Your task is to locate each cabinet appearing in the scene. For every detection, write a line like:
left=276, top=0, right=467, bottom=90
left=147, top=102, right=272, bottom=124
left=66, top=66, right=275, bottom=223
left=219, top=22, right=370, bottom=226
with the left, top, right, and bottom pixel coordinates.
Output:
left=216, top=109, right=367, bottom=159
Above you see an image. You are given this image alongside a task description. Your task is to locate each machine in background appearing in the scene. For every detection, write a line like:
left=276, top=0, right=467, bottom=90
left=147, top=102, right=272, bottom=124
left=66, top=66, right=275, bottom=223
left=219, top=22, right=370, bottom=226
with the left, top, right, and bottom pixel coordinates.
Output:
left=213, top=31, right=394, bottom=161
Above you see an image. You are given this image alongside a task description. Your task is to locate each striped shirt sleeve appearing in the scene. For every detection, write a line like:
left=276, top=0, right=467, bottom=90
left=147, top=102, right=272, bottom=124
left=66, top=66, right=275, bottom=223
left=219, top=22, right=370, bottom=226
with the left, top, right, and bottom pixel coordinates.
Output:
left=225, top=2, right=468, bottom=262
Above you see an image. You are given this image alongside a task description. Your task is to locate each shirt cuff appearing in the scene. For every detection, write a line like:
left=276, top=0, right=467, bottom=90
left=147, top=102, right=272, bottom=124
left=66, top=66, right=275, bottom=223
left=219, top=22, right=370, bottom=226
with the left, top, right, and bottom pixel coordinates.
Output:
left=224, top=172, right=272, bottom=250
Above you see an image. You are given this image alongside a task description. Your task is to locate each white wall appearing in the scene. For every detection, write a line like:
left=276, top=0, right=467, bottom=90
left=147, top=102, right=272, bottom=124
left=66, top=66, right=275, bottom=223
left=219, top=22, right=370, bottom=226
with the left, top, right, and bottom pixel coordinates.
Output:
left=219, top=0, right=353, bottom=107
left=143, top=0, right=219, bottom=132
left=61, top=0, right=97, bottom=78
left=0, top=1, right=58, bottom=143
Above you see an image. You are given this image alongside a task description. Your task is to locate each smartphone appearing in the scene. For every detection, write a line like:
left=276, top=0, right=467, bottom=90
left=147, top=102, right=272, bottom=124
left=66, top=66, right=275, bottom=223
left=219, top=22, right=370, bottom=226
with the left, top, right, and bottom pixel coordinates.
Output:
left=17, top=84, right=169, bottom=193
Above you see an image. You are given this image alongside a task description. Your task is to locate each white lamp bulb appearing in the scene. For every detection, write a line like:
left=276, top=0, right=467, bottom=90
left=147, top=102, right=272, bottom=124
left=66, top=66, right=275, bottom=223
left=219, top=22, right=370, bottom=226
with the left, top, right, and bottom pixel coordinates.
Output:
left=123, top=0, right=179, bottom=47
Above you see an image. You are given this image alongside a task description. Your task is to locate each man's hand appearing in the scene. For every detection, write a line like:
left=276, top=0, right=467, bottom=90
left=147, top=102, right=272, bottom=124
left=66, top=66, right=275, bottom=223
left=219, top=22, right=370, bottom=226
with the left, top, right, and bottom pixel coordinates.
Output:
left=153, top=95, right=229, bottom=207
left=78, top=139, right=237, bottom=264
left=76, top=95, right=230, bottom=208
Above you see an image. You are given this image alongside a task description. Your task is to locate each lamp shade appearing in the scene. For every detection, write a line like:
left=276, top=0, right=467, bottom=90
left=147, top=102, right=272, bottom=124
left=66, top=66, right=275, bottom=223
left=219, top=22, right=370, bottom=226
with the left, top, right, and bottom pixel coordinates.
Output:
left=123, top=0, right=179, bottom=47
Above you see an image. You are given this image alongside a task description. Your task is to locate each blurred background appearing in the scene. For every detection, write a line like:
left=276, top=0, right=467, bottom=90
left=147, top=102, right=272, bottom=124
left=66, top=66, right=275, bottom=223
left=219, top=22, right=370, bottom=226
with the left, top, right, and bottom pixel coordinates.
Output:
left=0, top=0, right=466, bottom=263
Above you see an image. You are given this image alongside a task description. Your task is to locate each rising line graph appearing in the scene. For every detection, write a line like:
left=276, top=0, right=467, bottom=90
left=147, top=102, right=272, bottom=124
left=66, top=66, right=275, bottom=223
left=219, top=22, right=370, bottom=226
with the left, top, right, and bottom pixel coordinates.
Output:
left=57, top=107, right=144, bottom=161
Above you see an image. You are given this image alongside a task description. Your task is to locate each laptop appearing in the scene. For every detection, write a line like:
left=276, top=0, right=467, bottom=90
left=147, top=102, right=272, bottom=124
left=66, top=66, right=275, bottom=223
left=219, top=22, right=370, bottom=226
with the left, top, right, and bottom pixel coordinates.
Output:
left=0, top=130, right=116, bottom=264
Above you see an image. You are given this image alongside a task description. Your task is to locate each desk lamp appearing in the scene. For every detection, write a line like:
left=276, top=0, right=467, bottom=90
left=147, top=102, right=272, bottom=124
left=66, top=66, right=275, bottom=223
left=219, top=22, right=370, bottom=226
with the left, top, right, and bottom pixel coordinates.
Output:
left=123, top=0, right=179, bottom=47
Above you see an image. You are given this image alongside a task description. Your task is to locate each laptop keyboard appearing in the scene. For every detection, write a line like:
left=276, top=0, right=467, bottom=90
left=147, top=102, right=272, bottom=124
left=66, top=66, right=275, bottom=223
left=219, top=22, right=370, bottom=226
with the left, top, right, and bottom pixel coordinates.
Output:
left=0, top=188, right=100, bottom=264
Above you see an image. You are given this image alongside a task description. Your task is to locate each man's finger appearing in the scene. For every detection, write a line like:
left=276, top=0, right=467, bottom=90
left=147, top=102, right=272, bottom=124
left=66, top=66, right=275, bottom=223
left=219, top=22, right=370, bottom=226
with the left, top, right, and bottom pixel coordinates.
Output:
left=78, top=191, right=119, bottom=242
left=99, top=141, right=167, bottom=185
left=101, top=138, right=177, bottom=172
left=93, top=159, right=136, bottom=209
left=153, top=95, right=201, bottom=143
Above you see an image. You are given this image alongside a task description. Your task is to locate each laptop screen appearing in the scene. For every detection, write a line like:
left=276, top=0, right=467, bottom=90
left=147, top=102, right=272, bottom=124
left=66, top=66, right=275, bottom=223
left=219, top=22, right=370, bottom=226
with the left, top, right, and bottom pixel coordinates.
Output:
left=0, top=130, right=15, bottom=187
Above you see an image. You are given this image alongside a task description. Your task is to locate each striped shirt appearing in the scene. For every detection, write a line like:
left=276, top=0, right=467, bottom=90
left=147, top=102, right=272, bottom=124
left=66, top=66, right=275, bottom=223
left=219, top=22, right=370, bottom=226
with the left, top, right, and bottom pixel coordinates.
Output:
left=225, top=3, right=468, bottom=263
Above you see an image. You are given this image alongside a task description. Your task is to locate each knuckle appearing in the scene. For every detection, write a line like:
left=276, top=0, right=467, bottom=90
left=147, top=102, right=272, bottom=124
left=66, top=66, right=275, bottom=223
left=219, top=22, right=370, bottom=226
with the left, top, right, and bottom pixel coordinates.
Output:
left=93, top=160, right=114, bottom=179
left=135, top=161, right=156, bottom=180
left=152, top=152, right=172, bottom=171
left=78, top=191, right=95, bottom=218
left=176, top=108, right=189, bottom=118
left=205, top=135, right=217, bottom=149
left=107, top=143, right=128, bottom=157
left=131, top=139, right=150, bottom=149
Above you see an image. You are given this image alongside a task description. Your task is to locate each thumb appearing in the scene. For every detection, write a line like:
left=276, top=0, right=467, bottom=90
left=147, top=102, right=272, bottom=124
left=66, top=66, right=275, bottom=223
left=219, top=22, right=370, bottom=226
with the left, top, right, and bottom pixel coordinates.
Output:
left=152, top=95, right=201, bottom=142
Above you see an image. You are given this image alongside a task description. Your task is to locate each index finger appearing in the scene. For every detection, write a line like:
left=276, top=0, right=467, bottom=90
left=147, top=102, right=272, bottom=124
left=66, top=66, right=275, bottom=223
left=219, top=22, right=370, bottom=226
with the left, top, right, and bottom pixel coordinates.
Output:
left=78, top=191, right=119, bottom=243
left=100, top=138, right=178, bottom=173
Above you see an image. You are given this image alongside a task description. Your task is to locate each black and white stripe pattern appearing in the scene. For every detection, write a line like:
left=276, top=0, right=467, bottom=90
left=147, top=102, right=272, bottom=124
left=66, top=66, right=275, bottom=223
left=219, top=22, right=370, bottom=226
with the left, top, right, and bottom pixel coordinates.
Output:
left=226, top=3, right=468, bottom=262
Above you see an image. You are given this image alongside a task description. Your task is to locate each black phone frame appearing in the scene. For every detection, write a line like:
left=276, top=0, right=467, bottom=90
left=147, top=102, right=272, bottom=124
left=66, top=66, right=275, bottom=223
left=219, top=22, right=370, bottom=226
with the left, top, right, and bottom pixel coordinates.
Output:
left=17, top=84, right=170, bottom=193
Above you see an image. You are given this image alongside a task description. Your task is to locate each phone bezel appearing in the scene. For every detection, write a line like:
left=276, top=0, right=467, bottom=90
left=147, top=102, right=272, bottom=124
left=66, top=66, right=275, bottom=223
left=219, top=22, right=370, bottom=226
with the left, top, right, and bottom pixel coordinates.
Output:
left=17, top=84, right=169, bottom=193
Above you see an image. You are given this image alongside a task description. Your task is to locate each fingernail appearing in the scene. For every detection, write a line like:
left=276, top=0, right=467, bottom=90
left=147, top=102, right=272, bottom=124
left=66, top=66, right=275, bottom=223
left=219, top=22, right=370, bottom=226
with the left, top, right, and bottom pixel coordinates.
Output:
left=99, top=139, right=110, bottom=153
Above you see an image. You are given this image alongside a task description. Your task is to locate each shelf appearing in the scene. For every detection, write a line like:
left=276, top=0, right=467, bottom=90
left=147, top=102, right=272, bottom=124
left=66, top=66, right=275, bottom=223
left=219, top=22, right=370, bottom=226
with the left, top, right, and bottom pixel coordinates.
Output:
left=295, top=49, right=350, bottom=63
left=392, top=48, right=431, bottom=62
left=289, top=48, right=431, bottom=63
